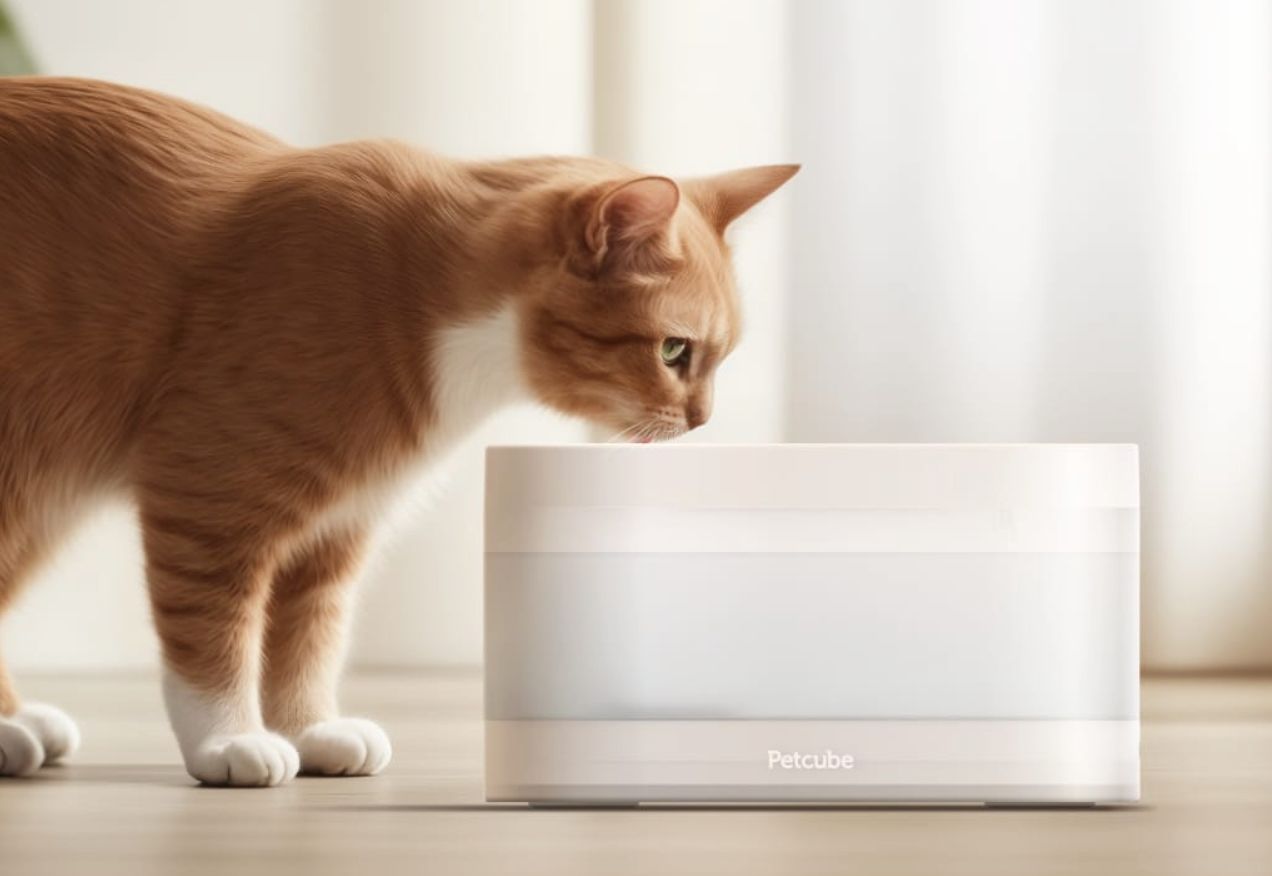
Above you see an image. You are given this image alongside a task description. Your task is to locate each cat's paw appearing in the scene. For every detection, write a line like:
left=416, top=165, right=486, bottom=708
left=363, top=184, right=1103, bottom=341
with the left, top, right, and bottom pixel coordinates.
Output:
left=0, top=704, right=78, bottom=775
left=0, top=718, right=44, bottom=777
left=187, top=731, right=300, bottom=787
left=296, top=717, right=392, bottom=776
left=13, top=703, right=81, bottom=763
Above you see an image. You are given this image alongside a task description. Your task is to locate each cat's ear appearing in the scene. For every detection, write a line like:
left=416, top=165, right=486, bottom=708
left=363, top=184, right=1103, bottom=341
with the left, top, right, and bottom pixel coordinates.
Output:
left=573, top=176, right=681, bottom=276
left=687, top=164, right=800, bottom=234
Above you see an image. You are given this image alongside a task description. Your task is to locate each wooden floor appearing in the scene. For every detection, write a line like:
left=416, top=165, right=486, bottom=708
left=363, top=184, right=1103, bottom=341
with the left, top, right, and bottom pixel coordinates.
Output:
left=0, top=672, right=1269, bottom=876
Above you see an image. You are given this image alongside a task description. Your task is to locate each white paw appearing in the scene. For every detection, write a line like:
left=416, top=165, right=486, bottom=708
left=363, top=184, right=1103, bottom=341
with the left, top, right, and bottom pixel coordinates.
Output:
left=296, top=718, right=392, bottom=776
left=0, top=718, right=44, bottom=777
left=13, top=703, right=81, bottom=763
left=187, top=731, right=300, bottom=787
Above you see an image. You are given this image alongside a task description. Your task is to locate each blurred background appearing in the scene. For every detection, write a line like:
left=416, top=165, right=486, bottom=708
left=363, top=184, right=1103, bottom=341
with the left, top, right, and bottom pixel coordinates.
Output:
left=2, top=0, right=1268, bottom=675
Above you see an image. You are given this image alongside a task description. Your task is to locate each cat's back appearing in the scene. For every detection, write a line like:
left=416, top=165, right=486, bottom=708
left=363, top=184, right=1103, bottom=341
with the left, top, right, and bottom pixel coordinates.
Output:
left=0, top=77, right=283, bottom=281
left=0, top=77, right=279, bottom=234
left=0, top=76, right=278, bottom=171
left=0, top=78, right=284, bottom=434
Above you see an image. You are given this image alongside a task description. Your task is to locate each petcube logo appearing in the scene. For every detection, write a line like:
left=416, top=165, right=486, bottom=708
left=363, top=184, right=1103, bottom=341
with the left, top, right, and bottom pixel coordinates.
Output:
left=767, top=749, right=855, bottom=771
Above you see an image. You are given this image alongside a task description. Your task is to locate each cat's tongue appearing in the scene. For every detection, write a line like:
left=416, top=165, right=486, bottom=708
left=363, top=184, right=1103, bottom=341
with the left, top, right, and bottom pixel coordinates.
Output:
left=635, top=436, right=654, bottom=444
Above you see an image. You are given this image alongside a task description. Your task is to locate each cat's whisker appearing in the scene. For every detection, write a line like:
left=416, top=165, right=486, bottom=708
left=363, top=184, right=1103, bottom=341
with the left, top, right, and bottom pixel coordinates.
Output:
left=605, top=426, right=632, bottom=443
left=640, top=421, right=666, bottom=444
left=610, top=416, right=668, bottom=444
left=606, top=421, right=647, bottom=443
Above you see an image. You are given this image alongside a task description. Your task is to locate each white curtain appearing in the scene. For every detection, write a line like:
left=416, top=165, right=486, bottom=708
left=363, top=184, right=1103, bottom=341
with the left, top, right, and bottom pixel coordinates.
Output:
left=789, top=0, right=1272, bottom=670
left=8, top=0, right=1269, bottom=671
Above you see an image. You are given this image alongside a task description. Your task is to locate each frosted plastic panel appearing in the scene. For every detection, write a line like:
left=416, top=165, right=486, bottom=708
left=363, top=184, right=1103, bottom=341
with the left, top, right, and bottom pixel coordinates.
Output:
left=486, top=444, right=1139, bottom=511
left=488, top=507, right=1138, bottom=554
left=486, top=551, right=1139, bottom=720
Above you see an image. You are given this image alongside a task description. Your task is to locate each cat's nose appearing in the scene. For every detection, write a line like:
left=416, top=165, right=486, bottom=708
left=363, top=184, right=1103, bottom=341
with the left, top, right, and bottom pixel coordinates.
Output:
left=686, top=402, right=710, bottom=430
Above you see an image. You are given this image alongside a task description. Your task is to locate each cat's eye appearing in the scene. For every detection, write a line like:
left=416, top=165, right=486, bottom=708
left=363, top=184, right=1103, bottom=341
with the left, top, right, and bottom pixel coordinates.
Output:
left=660, top=337, right=689, bottom=367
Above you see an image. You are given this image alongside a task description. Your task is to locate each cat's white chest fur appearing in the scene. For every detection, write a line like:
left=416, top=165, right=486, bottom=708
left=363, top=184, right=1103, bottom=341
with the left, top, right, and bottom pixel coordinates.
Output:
left=310, top=304, right=528, bottom=541
left=426, top=302, right=529, bottom=452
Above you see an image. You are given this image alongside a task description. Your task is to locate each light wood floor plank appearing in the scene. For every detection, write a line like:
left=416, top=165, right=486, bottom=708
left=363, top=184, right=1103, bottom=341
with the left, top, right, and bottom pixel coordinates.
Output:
left=0, top=673, right=1268, bottom=875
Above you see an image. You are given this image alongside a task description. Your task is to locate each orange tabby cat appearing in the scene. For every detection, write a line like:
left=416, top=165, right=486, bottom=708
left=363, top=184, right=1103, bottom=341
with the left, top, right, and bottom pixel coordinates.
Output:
left=0, top=77, right=797, bottom=785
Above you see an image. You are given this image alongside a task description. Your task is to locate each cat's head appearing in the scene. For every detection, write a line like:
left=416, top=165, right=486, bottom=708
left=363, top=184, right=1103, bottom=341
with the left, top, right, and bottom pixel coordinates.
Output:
left=519, top=164, right=798, bottom=442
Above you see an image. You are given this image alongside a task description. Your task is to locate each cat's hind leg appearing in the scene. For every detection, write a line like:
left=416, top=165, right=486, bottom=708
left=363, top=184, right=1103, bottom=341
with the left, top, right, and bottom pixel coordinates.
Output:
left=261, top=527, right=391, bottom=776
left=0, top=666, right=45, bottom=777
left=0, top=485, right=83, bottom=776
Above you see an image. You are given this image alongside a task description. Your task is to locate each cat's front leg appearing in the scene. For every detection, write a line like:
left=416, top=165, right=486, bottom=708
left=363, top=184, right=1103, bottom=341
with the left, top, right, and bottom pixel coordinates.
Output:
left=262, top=527, right=391, bottom=777
left=142, top=501, right=300, bottom=787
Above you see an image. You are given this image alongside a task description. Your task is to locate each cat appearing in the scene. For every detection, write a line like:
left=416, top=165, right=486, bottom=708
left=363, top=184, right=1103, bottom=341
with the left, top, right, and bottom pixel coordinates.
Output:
left=0, top=77, right=797, bottom=786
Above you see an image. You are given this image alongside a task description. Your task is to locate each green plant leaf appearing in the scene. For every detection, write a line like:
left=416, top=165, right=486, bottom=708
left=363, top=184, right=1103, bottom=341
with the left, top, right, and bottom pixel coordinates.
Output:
left=0, top=1, right=38, bottom=76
